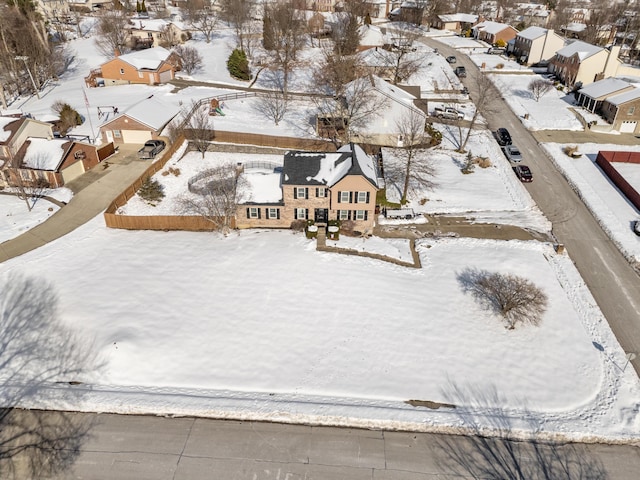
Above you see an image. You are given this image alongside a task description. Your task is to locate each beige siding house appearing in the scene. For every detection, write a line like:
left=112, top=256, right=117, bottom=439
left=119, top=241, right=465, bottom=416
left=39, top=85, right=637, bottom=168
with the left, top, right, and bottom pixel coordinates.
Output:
left=549, top=42, right=622, bottom=87
left=513, top=27, right=564, bottom=65
left=237, top=143, right=380, bottom=232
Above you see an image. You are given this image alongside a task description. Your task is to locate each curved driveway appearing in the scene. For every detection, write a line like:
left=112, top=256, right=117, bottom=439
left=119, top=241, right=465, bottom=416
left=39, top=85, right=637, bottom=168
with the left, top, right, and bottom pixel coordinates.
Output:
left=424, top=37, right=640, bottom=373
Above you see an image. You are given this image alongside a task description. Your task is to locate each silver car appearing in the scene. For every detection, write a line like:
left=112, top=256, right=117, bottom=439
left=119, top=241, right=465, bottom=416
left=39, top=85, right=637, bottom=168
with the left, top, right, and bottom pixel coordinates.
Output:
left=503, top=145, right=523, bottom=162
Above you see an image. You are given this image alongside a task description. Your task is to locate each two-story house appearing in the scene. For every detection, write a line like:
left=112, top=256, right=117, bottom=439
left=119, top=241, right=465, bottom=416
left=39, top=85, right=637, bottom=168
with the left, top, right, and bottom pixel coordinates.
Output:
left=128, top=19, right=189, bottom=49
left=237, top=143, right=380, bottom=232
left=548, top=42, right=622, bottom=87
left=513, top=27, right=564, bottom=65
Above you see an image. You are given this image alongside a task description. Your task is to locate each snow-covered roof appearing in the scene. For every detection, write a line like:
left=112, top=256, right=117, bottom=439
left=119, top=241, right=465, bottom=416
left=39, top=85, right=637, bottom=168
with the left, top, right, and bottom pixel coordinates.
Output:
left=105, top=95, right=180, bottom=131
left=437, top=13, right=478, bottom=23
left=474, top=21, right=513, bottom=35
left=358, top=47, right=396, bottom=67
left=556, top=40, right=602, bottom=61
left=0, top=117, right=18, bottom=142
left=359, top=25, right=385, bottom=47
left=130, top=19, right=187, bottom=32
left=565, top=22, right=587, bottom=33
left=282, top=144, right=378, bottom=188
left=517, top=26, right=548, bottom=40
left=114, top=47, right=172, bottom=70
left=371, top=76, right=416, bottom=106
left=22, top=137, right=68, bottom=171
left=578, top=78, right=633, bottom=99
left=605, top=87, right=640, bottom=106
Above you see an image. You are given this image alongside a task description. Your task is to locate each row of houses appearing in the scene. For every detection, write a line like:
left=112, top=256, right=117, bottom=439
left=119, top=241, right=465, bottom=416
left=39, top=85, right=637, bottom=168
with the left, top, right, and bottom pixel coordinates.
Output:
left=0, top=114, right=114, bottom=189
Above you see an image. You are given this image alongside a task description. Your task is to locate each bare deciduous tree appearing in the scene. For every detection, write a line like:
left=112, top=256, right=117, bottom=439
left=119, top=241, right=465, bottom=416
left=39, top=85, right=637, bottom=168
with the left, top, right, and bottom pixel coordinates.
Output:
left=179, top=164, right=250, bottom=234
left=528, top=78, right=553, bottom=102
left=173, top=45, right=203, bottom=75
left=220, top=0, right=256, bottom=53
left=253, top=91, right=289, bottom=126
left=183, top=0, right=218, bottom=43
left=385, top=108, right=437, bottom=203
left=380, top=29, right=423, bottom=84
left=459, top=72, right=499, bottom=152
left=457, top=268, right=548, bottom=329
left=262, top=1, right=305, bottom=96
left=180, top=101, right=214, bottom=158
left=0, top=272, right=100, bottom=477
left=314, top=75, right=386, bottom=146
left=312, top=46, right=363, bottom=97
left=94, top=10, right=131, bottom=57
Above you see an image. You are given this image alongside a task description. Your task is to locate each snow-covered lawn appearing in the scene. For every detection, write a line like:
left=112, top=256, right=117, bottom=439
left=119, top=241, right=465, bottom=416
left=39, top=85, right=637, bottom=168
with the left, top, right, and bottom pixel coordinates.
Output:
left=3, top=218, right=638, bottom=440
left=489, top=74, right=583, bottom=131
left=0, top=188, right=72, bottom=244
left=542, top=142, right=640, bottom=263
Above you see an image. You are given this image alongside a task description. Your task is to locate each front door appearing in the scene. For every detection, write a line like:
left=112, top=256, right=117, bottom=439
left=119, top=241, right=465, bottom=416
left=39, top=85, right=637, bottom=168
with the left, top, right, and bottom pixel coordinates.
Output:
left=315, top=208, right=328, bottom=223
left=105, top=130, right=113, bottom=143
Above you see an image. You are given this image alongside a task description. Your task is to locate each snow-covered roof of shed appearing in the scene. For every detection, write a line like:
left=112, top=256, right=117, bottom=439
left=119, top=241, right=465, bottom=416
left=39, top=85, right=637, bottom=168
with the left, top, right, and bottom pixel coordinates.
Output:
left=474, top=21, right=513, bottom=35
left=556, top=40, right=602, bottom=60
left=105, top=95, right=180, bottom=131
left=0, top=117, right=18, bottom=142
left=438, top=13, right=478, bottom=23
left=116, top=47, right=172, bottom=70
left=517, top=26, right=548, bottom=40
left=23, top=137, right=68, bottom=170
left=578, top=78, right=633, bottom=98
left=605, top=87, right=640, bottom=106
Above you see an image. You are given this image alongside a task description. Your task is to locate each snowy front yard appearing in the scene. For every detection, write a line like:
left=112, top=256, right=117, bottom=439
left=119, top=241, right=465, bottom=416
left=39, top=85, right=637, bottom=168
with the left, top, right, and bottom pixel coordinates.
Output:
left=3, top=218, right=639, bottom=440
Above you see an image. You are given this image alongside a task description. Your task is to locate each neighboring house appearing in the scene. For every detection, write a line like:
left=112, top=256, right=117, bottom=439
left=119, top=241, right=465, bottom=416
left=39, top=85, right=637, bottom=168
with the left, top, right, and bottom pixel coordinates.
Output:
left=576, top=78, right=635, bottom=112
left=548, top=42, right=622, bottom=87
left=514, top=3, right=550, bottom=27
left=85, top=47, right=180, bottom=87
left=473, top=21, right=518, bottom=45
left=128, top=19, right=189, bottom=49
left=237, top=143, right=379, bottom=232
left=297, top=10, right=327, bottom=36
left=1, top=138, right=113, bottom=188
left=513, top=27, right=564, bottom=65
left=0, top=116, right=54, bottom=165
left=99, top=95, right=180, bottom=144
left=358, top=48, right=396, bottom=81
left=68, top=0, right=112, bottom=11
left=431, top=13, right=478, bottom=33
left=601, top=88, right=640, bottom=134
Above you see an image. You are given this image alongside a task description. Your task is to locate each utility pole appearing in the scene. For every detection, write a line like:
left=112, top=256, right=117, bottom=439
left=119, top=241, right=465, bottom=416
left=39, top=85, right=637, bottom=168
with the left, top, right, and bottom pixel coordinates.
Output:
left=14, top=56, right=40, bottom=100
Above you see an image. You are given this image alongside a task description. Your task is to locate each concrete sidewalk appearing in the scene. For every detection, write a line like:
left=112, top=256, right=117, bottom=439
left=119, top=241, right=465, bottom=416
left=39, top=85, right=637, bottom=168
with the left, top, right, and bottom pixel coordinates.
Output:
left=0, top=145, right=151, bottom=264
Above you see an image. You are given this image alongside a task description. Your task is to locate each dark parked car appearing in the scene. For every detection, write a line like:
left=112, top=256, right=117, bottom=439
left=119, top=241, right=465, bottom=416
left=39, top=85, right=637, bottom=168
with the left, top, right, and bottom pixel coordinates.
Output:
left=446, top=55, right=457, bottom=63
left=137, top=140, right=166, bottom=159
left=513, top=165, right=533, bottom=182
left=454, top=66, right=466, bottom=77
left=502, top=145, right=523, bottom=162
left=496, top=127, right=512, bottom=146
left=633, top=220, right=640, bottom=236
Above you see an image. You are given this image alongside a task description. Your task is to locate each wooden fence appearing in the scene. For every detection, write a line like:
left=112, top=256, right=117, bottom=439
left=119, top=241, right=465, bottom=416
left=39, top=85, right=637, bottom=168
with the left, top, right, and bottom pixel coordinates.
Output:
left=596, top=151, right=640, bottom=211
left=184, top=129, right=335, bottom=151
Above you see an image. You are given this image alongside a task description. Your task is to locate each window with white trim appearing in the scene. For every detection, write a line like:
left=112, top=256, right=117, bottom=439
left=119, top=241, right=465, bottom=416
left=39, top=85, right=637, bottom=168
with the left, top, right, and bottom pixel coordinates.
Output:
left=628, top=107, right=635, bottom=115
left=268, top=208, right=278, bottom=219
left=138, top=71, right=144, bottom=78
left=248, top=207, right=259, bottom=218
left=339, top=210, right=349, bottom=220
left=317, top=187, right=326, bottom=198
left=355, top=210, right=366, bottom=220
left=340, top=191, right=350, bottom=203
left=296, top=208, right=307, bottom=219
left=113, top=130, right=121, bottom=138
left=357, top=191, right=367, bottom=203
left=296, top=187, right=306, bottom=199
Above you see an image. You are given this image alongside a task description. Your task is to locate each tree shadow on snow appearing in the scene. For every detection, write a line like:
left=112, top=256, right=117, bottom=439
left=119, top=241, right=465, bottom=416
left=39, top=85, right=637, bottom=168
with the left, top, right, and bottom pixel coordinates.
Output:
left=433, top=381, right=608, bottom=479
left=0, top=273, right=104, bottom=478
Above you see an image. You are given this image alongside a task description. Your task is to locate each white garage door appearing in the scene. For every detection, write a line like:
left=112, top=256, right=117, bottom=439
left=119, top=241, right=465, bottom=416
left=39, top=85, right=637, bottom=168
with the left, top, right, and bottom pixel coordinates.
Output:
left=159, top=70, right=173, bottom=83
left=122, top=129, right=152, bottom=144
left=61, top=159, right=86, bottom=184
left=620, top=121, right=637, bottom=133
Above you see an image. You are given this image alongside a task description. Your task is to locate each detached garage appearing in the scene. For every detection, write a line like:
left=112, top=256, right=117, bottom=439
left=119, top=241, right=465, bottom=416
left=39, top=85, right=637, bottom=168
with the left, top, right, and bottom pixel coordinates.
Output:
left=99, top=95, right=180, bottom=145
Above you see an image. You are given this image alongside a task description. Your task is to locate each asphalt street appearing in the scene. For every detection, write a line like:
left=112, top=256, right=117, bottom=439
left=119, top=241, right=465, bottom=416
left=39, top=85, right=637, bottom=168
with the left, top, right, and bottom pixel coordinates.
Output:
left=0, top=410, right=636, bottom=479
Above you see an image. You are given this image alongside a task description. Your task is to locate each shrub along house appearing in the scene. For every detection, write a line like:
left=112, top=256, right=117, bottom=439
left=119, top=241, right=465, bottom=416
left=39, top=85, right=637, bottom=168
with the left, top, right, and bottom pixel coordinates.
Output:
left=236, top=143, right=380, bottom=232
